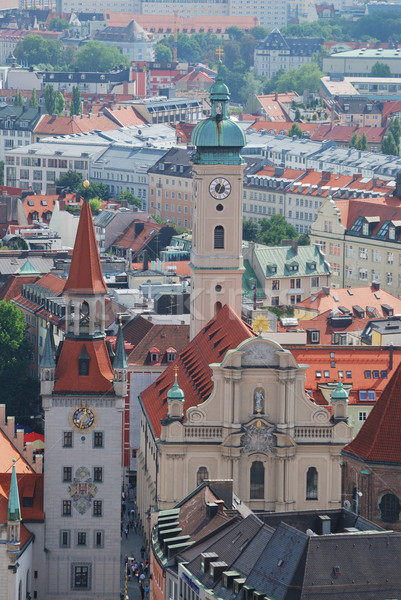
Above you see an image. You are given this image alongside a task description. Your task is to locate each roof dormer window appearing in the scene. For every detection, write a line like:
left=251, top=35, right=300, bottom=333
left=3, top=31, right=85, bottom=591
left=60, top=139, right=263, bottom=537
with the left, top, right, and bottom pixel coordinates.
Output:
left=362, top=222, right=369, bottom=236
left=150, top=347, right=160, bottom=363
left=78, top=344, right=90, bottom=376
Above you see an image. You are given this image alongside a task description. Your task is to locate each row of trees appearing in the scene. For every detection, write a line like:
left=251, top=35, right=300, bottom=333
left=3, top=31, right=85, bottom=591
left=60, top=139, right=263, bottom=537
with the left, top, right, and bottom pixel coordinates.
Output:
left=381, top=118, right=401, bottom=156
left=14, top=35, right=129, bottom=72
left=243, top=214, right=310, bottom=247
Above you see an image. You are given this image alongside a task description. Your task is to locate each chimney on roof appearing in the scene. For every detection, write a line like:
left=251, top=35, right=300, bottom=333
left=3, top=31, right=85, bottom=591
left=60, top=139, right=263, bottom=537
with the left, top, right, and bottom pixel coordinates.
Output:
left=322, top=286, right=330, bottom=295
left=274, top=92, right=278, bottom=101
left=142, top=249, right=148, bottom=272
left=322, top=171, right=330, bottom=183
left=389, top=343, right=394, bottom=371
left=372, top=281, right=380, bottom=291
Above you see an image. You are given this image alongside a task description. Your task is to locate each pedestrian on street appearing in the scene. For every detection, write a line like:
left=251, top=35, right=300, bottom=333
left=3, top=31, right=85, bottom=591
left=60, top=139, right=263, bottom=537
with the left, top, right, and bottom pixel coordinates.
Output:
left=139, top=584, right=145, bottom=600
left=140, top=545, right=145, bottom=559
left=134, top=519, right=138, bottom=533
left=124, top=527, right=129, bottom=539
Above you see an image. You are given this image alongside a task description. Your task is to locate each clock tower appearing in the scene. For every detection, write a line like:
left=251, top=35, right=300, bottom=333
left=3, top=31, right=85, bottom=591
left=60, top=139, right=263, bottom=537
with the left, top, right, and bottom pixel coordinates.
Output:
left=41, top=190, right=125, bottom=599
left=190, top=70, right=246, bottom=339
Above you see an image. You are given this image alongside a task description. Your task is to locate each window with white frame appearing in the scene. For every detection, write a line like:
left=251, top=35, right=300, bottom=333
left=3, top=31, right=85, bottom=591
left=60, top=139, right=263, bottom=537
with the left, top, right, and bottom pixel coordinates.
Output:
left=359, top=268, right=368, bottom=280
left=372, top=249, right=381, bottom=263
left=387, top=252, right=394, bottom=264
left=358, top=411, right=367, bottom=421
left=359, top=247, right=368, bottom=260
left=346, top=245, right=355, bottom=258
left=371, top=270, right=380, bottom=283
left=387, top=272, right=393, bottom=285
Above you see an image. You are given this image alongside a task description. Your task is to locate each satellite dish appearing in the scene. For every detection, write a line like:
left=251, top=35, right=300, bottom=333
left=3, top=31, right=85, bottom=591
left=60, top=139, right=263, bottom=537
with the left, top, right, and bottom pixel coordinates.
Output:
left=343, top=500, right=351, bottom=510
left=306, top=528, right=316, bottom=536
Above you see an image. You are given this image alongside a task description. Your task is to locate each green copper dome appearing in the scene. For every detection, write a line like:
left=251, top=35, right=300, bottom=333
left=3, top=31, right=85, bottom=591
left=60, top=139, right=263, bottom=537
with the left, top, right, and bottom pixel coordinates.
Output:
left=167, top=373, right=185, bottom=402
left=191, top=70, right=245, bottom=165
left=332, top=378, right=349, bottom=402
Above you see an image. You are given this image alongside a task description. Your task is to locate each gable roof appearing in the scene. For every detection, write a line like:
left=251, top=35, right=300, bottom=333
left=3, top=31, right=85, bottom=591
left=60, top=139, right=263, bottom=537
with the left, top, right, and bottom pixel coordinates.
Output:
left=0, top=274, right=39, bottom=302
left=311, top=124, right=387, bottom=145
left=249, top=243, right=330, bottom=279
left=140, top=305, right=255, bottom=437
left=343, top=360, right=401, bottom=464
left=127, top=323, right=190, bottom=365
left=63, top=202, right=108, bottom=296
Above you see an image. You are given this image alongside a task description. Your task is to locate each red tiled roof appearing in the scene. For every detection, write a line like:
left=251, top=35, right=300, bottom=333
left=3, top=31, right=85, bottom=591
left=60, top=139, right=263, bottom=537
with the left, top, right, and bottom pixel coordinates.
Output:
left=23, top=193, right=78, bottom=224
left=35, top=272, right=65, bottom=295
left=174, top=122, right=196, bottom=143
left=0, top=185, right=24, bottom=196
left=288, top=346, right=401, bottom=407
left=335, top=195, right=401, bottom=233
left=34, top=113, right=119, bottom=136
left=296, top=285, right=401, bottom=315
left=123, top=315, right=154, bottom=347
left=103, top=106, right=147, bottom=127
left=63, top=202, right=108, bottom=296
left=54, top=338, right=114, bottom=394
left=382, top=100, right=401, bottom=123
left=176, top=70, right=214, bottom=84
left=0, top=473, right=44, bottom=531
left=311, top=125, right=387, bottom=144
left=0, top=274, right=39, bottom=302
left=113, top=220, right=163, bottom=253
left=343, top=360, right=401, bottom=463
left=140, top=305, right=255, bottom=437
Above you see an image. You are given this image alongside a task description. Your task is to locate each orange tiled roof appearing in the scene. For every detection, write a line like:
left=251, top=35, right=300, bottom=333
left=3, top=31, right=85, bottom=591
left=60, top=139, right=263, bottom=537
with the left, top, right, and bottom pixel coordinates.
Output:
left=103, top=106, right=147, bottom=127
left=54, top=338, right=114, bottom=394
left=247, top=120, right=319, bottom=134
left=289, top=345, right=401, bottom=406
left=113, top=220, right=163, bottom=254
left=0, top=430, right=34, bottom=473
left=34, top=114, right=120, bottom=136
left=0, top=473, right=44, bottom=536
left=104, top=11, right=258, bottom=30
left=34, top=272, right=65, bottom=295
left=140, top=305, right=255, bottom=437
left=298, top=309, right=370, bottom=345
left=335, top=195, right=401, bottom=232
left=296, top=285, right=401, bottom=315
left=342, top=359, right=401, bottom=463
left=23, top=193, right=78, bottom=224
left=63, top=202, right=108, bottom=296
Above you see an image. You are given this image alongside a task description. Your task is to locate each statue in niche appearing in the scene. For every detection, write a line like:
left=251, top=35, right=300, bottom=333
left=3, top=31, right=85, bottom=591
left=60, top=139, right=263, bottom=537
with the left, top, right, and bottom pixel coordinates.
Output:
left=254, top=388, right=265, bottom=414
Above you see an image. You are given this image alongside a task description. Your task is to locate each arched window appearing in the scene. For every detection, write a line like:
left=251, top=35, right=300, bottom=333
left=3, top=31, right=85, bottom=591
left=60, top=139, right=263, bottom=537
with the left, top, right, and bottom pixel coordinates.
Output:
left=306, top=467, right=318, bottom=500
left=380, top=493, right=401, bottom=522
left=18, top=581, right=22, bottom=600
left=214, top=301, right=222, bottom=315
left=250, top=461, right=264, bottom=499
left=26, top=570, right=30, bottom=598
left=197, top=466, right=209, bottom=486
left=214, top=226, right=224, bottom=249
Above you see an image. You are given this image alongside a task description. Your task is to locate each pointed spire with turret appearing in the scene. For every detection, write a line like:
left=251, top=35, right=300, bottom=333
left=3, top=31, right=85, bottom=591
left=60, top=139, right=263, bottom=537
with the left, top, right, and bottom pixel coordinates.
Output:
left=40, top=322, right=56, bottom=395
left=7, top=459, right=21, bottom=550
left=113, top=319, right=128, bottom=397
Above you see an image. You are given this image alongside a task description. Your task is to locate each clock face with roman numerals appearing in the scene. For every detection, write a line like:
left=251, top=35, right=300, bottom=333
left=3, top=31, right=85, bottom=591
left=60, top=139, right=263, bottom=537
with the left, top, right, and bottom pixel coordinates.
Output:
left=209, top=177, right=231, bottom=200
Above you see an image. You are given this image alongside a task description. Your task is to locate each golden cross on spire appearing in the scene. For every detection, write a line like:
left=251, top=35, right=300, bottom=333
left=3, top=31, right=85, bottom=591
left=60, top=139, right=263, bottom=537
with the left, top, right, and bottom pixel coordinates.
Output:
left=173, top=364, right=179, bottom=380
left=216, top=46, right=224, bottom=61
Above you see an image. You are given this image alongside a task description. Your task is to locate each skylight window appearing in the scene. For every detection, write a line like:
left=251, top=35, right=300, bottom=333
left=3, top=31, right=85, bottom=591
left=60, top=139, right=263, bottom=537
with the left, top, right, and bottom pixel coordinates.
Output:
left=364, top=370, right=371, bottom=378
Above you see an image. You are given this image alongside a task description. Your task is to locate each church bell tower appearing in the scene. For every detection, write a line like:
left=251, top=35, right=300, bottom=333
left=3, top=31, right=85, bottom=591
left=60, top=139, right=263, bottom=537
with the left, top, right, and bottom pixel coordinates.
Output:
left=41, top=186, right=125, bottom=599
left=190, top=69, right=246, bottom=339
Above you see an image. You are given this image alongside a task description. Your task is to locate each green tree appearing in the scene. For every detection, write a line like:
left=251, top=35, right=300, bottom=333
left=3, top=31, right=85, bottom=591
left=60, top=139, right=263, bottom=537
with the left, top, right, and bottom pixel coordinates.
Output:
left=13, top=91, right=23, bottom=106
left=0, top=161, right=4, bottom=185
left=44, top=84, right=57, bottom=115
left=89, top=197, right=101, bottom=214
left=298, top=231, right=310, bottom=246
left=14, top=33, right=69, bottom=68
left=242, top=219, right=260, bottom=242
left=258, top=214, right=299, bottom=246
left=295, top=108, right=301, bottom=121
left=371, top=61, right=392, bottom=77
left=226, top=26, right=244, bottom=41
left=0, top=301, right=31, bottom=377
left=357, top=132, right=369, bottom=151
left=250, top=26, right=270, bottom=40
left=117, top=190, right=141, bottom=208
left=288, top=123, right=303, bottom=138
left=239, top=72, right=264, bottom=104
left=48, top=16, right=70, bottom=31
left=155, top=43, right=173, bottom=62
left=29, top=88, right=38, bottom=107
left=75, top=41, right=129, bottom=72
left=275, top=63, right=323, bottom=95
left=70, top=86, right=81, bottom=116
left=223, top=41, right=241, bottom=70
left=381, top=131, right=399, bottom=156
left=55, top=91, right=65, bottom=115
left=389, top=117, right=401, bottom=148
left=56, top=169, right=83, bottom=191
left=78, top=181, right=109, bottom=202
left=349, top=132, right=358, bottom=148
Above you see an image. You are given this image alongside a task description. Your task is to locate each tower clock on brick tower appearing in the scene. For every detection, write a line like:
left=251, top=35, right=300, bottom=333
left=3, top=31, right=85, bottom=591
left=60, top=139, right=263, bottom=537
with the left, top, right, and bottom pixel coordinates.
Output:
left=40, top=184, right=126, bottom=599
left=190, top=68, right=246, bottom=339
